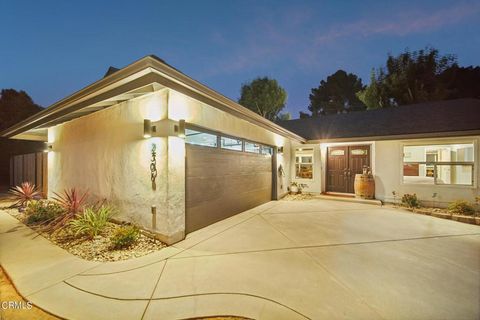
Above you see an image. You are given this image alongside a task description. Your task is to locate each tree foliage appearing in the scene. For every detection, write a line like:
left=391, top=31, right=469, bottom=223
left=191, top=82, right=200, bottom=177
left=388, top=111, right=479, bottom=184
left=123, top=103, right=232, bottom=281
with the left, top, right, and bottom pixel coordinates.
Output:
left=238, top=77, right=287, bottom=121
left=0, top=89, right=42, bottom=130
left=357, top=47, right=457, bottom=109
left=308, top=70, right=365, bottom=116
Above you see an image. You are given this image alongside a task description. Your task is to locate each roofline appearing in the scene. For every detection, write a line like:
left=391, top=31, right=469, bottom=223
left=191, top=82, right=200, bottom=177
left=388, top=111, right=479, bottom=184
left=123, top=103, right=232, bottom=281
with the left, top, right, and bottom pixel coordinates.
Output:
left=304, top=129, right=480, bottom=143
left=1, top=55, right=306, bottom=143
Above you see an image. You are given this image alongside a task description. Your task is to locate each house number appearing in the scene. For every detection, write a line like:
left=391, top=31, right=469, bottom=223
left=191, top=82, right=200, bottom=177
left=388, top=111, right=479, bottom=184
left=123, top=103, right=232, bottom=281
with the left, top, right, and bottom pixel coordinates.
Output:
left=150, top=143, right=157, bottom=191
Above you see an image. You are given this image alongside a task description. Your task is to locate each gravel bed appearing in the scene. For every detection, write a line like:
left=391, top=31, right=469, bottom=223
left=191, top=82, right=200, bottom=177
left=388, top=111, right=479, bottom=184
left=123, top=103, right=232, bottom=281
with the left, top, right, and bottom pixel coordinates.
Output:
left=282, top=193, right=315, bottom=201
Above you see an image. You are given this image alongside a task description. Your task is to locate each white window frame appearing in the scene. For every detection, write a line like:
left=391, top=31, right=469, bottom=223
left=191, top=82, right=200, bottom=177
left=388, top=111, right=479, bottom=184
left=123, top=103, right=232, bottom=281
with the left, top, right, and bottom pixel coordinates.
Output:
left=295, top=148, right=314, bottom=180
left=401, top=140, right=476, bottom=188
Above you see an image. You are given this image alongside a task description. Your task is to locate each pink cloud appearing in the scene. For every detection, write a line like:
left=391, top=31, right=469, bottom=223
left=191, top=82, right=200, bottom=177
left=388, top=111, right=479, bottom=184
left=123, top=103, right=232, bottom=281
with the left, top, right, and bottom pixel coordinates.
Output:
left=315, top=3, right=480, bottom=45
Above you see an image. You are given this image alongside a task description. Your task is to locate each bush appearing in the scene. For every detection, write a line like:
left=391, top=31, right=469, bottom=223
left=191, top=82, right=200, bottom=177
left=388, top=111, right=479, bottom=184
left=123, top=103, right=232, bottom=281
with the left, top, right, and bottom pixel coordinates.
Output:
left=25, top=200, right=64, bottom=225
left=402, top=193, right=420, bottom=208
left=69, top=205, right=115, bottom=238
left=110, top=225, right=140, bottom=249
left=447, top=200, right=475, bottom=215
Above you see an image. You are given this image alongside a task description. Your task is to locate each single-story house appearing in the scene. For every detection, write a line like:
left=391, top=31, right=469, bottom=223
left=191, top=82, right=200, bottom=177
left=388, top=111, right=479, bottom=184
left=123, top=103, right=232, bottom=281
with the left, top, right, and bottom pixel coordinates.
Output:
left=2, top=55, right=479, bottom=244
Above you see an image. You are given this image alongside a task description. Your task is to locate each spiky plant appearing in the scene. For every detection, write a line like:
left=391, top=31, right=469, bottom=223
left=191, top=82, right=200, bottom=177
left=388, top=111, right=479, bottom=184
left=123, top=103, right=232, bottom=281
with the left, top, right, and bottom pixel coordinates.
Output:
left=9, top=182, right=41, bottom=208
left=44, top=188, right=89, bottom=233
left=69, top=205, right=115, bottom=238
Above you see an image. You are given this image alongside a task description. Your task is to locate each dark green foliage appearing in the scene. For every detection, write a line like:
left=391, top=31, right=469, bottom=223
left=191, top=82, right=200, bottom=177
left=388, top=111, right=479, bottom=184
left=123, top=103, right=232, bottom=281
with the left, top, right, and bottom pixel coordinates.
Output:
left=0, top=89, right=42, bottom=131
left=238, top=77, right=287, bottom=121
left=69, top=205, right=115, bottom=238
left=110, top=225, right=140, bottom=249
left=401, top=193, right=420, bottom=208
left=447, top=200, right=475, bottom=215
left=308, top=70, right=365, bottom=116
left=25, top=200, right=64, bottom=225
left=357, top=47, right=457, bottom=109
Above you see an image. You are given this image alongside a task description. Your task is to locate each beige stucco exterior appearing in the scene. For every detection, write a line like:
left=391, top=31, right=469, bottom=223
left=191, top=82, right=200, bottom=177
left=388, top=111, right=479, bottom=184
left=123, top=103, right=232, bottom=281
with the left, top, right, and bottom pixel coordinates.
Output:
left=48, top=88, right=295, bottom=244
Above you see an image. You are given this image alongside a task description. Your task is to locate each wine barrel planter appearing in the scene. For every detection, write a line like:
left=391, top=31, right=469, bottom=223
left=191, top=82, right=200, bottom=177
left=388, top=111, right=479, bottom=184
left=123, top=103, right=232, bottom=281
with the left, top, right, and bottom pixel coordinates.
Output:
left=354, top=174, right=375, bottom=199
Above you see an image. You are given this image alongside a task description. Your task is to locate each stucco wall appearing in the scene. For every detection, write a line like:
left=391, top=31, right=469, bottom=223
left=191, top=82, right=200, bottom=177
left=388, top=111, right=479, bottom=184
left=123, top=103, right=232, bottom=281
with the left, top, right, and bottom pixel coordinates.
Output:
left=168, top=89, right=294, bottom=198
left=374, top=136, right=479, bottom=207
left=48, top=90, right=187, bottom=243
left=48, top=88, right=297, bottom=243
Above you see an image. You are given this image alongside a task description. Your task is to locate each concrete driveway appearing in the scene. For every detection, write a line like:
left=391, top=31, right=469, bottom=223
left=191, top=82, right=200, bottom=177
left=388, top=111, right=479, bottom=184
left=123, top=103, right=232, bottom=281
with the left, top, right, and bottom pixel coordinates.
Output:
left=1, top=199, right=479, bottom=319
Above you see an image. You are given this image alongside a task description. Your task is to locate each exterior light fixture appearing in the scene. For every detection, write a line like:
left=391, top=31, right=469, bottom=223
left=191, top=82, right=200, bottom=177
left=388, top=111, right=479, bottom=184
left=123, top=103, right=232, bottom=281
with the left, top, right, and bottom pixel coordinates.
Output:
left=175, top=119, right=186, bottom=138
left=278, top=146, right=284, bottom=154
left=44, top=142, right=53, bottom=153
left=144, top=119, right=157, bottom=138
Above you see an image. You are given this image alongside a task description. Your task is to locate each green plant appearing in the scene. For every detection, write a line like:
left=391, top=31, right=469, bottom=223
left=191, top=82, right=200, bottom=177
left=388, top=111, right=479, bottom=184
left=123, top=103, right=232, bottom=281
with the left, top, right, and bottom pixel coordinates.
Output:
left=447, top=200, right=475, bottom=215
left=110, top=225, right=140, bottom=249
left=402, top=193, right=420, bottom=208
left=46, top=188, right=89, bottom=232
left=25, top=200, right=64, bottom=225
left=69, top=205, right=115, bottom=238
left=9, top=182, right=41, bottom=208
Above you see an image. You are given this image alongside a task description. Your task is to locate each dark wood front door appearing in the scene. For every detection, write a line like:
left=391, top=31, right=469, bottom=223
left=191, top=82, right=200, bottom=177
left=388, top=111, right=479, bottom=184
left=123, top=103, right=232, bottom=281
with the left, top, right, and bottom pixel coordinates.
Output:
left=327, top=145, right=370, bottom=193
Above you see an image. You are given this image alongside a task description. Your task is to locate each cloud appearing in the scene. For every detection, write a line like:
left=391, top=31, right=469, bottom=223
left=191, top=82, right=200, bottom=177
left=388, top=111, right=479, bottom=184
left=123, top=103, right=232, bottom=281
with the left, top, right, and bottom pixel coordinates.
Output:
left=315, top=2, right=480, bottom=45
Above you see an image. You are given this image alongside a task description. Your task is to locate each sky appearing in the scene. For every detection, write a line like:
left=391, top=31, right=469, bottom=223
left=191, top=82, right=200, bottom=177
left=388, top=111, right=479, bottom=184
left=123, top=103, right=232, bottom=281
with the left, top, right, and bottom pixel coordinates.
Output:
left=1, top=0, right=479, bottom=118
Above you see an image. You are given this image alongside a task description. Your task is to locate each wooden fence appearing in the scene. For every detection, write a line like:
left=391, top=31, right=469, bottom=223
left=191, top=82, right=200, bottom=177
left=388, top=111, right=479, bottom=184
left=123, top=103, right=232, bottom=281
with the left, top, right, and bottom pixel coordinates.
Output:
left=10, top=152, right=48, bottom=195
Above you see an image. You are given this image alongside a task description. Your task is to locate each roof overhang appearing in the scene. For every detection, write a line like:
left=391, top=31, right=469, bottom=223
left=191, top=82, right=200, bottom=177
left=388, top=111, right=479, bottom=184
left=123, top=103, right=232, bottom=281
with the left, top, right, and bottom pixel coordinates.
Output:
left=1, top=56, right=305, bottom=143
left=305, top=129, right=480, bottom=144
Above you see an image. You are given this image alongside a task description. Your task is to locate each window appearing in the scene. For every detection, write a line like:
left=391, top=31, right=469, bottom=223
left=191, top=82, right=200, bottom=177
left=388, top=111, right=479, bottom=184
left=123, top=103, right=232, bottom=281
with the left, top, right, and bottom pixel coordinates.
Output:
left=261, top=145, right=273, bottom=156
left=221, top=136, right=242, bottom=151
left=295, top=148, right=314, bottom=179
left=402, top=143, right=474, bottom=185
left=245, top=141, right=261, bottom=153
left=185, top=129, right=217, bottom=147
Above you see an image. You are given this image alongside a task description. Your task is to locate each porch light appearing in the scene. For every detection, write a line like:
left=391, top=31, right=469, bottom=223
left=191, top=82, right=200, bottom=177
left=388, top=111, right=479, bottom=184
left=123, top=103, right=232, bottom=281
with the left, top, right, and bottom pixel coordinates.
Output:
left=278, top=146, right=284, bottom=154
left=43, top=142, right=53, bottom=153
left=143, top=119, right=157, bottom=138
left=175, top=119, right=186, bottom=138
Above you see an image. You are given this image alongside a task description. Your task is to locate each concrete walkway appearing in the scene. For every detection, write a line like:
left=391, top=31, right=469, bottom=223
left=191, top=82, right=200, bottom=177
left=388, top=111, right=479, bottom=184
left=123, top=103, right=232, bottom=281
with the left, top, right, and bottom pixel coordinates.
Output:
left=1, top=200, right=479, bottom=320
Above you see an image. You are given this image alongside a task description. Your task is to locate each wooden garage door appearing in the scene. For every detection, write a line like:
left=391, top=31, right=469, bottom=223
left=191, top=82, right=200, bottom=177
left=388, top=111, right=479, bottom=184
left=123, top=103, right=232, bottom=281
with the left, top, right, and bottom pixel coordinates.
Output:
left=186, top=145, right=272, bottom=233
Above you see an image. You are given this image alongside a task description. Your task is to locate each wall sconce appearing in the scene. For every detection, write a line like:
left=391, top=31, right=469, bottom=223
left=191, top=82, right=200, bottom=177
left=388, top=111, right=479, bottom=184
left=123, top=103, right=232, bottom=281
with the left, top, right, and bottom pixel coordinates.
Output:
left=174, top=119, right=186, bottom=138
left=278, top=146, right=284, bottom=154
left=144, top=119, right=157, bottom=138
left=44, top=142, right=53, bottom=153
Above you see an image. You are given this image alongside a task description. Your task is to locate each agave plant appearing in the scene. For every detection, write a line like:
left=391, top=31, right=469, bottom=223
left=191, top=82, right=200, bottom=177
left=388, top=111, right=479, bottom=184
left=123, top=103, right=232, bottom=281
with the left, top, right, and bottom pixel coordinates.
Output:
left=44, top=188, right=89, bottom=233
left=9, top=182, right=41, bottom=208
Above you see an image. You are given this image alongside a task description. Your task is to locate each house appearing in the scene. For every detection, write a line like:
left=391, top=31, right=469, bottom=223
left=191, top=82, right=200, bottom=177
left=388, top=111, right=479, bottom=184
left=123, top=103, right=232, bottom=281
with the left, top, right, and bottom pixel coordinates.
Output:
left=279, top=99, right=480, bottom=206
left=2, top=55, right=479, bottom=244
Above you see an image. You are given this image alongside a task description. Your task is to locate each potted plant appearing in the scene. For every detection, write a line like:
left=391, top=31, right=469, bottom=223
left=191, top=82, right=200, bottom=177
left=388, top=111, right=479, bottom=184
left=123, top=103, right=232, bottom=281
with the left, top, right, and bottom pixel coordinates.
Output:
left=290, top=182, right=299, bottom=194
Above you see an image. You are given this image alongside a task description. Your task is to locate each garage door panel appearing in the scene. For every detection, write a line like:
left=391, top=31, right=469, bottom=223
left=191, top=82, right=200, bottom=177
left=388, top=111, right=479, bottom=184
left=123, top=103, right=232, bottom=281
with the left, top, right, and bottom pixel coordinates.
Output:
left=186, top=145, right=272, bottom=233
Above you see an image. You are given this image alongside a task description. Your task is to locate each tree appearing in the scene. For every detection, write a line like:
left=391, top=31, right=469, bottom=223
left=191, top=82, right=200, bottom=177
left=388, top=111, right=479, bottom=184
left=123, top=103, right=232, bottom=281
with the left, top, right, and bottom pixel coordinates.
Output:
left=308, top=70, right=365, bottom=116
left=0, top=89, right=42, bottom=131
left=439, top=65, right=480, bottom=99
left=238, top=77, right=287, bottom=121
left=358, top=47, right=457, bottom=108
left=299, top=111, right=311, bottom=119
left=277, top=112, right=291, bottom=121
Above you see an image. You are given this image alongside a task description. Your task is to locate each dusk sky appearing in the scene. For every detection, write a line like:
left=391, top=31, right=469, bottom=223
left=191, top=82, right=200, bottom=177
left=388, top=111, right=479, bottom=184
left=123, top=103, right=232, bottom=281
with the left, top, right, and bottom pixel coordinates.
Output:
left=1, top=0, right=479, bottom=118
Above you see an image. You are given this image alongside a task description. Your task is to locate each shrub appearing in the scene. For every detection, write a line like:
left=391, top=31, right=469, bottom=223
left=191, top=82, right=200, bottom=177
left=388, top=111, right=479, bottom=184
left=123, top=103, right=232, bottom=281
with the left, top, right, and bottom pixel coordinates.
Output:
left=9, top=182, right=41, bottom=208
left=402, top=193, right=420, bottom=208
left=69, top=205, right=115, bottom=238
left=110, top=225, right=140, bottom=249
left=25, top=200, right=64, bottom=225
left=46, top=188, right=89, bottom=232
left=447, top=200, right=475, bottom=215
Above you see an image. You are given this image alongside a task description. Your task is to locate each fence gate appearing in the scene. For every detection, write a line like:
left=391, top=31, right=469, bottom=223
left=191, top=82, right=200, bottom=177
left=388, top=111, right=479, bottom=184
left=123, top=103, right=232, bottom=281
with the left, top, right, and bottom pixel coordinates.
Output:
left=10, top=152, right=48, bottom=195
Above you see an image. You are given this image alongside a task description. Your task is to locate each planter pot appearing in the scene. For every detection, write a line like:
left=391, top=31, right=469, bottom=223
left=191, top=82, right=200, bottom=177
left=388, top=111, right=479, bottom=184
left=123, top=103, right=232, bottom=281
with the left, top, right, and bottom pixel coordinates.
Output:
left=290, top=186, right=299, bottom=194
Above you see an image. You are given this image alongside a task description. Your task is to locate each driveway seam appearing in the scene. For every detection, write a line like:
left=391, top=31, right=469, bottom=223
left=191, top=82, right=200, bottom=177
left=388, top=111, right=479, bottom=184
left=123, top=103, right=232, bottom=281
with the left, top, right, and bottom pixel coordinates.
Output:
left=61, top=281, right=312, bottom=320
left=141, top=260, right=168, bottom=320
left=167, top=232, right=480, bottom=260
left=258, top=214, right=387, bottom=320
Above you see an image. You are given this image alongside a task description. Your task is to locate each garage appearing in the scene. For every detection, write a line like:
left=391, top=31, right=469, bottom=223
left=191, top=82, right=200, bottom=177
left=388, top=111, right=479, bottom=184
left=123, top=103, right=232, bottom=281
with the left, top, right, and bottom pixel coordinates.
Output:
left=185, top=126, right=274, bottom=233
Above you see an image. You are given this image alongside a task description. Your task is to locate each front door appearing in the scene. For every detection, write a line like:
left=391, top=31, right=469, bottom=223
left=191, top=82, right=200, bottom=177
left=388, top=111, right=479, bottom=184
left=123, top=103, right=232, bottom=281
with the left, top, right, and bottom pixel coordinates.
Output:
left=327, top=145, right=370, bottom=193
